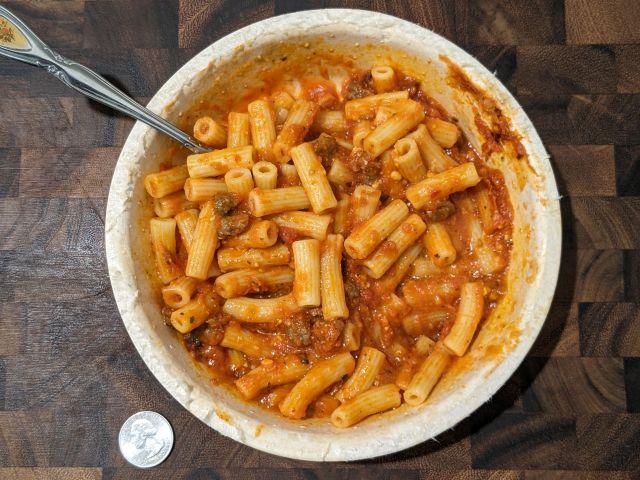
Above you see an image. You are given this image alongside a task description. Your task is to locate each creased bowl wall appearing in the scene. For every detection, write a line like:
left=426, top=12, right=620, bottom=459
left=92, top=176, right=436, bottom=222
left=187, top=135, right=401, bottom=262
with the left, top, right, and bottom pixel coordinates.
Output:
left=105, top=9, right=561, bottom=461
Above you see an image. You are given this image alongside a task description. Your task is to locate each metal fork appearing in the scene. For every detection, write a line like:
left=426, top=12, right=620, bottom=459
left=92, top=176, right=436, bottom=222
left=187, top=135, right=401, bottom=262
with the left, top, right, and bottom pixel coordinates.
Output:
left=0, top=5, right=209, bottom=154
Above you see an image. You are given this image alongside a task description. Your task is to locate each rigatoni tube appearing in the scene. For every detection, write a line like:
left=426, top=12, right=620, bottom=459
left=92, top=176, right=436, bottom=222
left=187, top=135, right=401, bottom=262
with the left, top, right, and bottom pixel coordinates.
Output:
left=273, top=100, right=319, bottom=163
left=363, top=100, right=425, bottom=158
left=252, top=161, right=278, bottom=189
left=394, top=137, right=427, bottom=183
left=227, top=112, right=250, bottom=148
left=222, top=293, right=300, bottom=323
left=349, top=185, right=381, bottom=228
left=290, top=142, right=337, bottom=214
left=193, top=116, right=227, bottom=148
left=336, top=346, right=386, bottom=402
left=292, top=239, right=321, bottom=307
left=312, top=109, right=346, bottom=135
left=144, top=164, right=189, bottom=199
left=280, top=353, right=355, bottom=419
left=408, top=124, right=457, bottom=173
left=174, top=209, right=199, bottom=252
left=362, top=214, right=427, bottom=279
left=333, top=194, right=350, bottom=235
left=214, top=266, right=294, bottom=299
left=406, top=162, right=481, bottom=210
left=376, top=243, right=423, bottom=293
left=270, top=211, right=332, bottom=241
left=217, top=244, right=290, bottom=272
left=187, top=146, right=256, bottom=178
left=331, top=384, right=401, bottom=428
left=220, top=322, right=274, bottom=359
left=235, top=354, right=310, bottom=399
left=223, top=220, right=278, bottom=249
left=170, top=296, right=211, bottom=334
left=423, top=222, right=457, bottom=267
left=150, top=217, right=182, bottom=284
left=371, top=66, right=396, bottom=93
left=344, top=199, right=409, bottom=259
left=248, top=99, right=277, bottom=162
left=185, top=200, right=220, bottom=280
left=183, top=178, right=227, bottom=202
left=426, top=117, right=460, bottom=148
left=404, top=345, right=451, bottom=406
left=161, top=276, right=198, bottom=309
left=443, top=281, right=485, bottom=356
left=153, top=191, right=197, bottom=218
left=224, top=167, right=254, bottom=199
left=345, top=90, right=409, bottom=120
left=320, top=234, right=349, bottom=320
left=248, top=187, right=311, bottom=217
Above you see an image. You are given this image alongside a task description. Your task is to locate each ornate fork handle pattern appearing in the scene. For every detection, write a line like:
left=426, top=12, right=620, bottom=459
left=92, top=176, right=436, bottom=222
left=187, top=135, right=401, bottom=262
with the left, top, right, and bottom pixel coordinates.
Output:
left=0, top=5, right=209, bottom=154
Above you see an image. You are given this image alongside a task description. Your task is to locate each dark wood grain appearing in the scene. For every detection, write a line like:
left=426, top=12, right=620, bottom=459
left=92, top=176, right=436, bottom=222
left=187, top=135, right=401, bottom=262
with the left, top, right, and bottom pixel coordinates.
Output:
left=516, top=45, right=616, bottom=95
left=579, top=303, right=640, bottom=356
left=0, top=1, right=639, bottom=479
left=565, top=0, right=640, bottom=44
left=548, top=145, right=616, bottom=196
left=615, top=145, right=640, bottom=196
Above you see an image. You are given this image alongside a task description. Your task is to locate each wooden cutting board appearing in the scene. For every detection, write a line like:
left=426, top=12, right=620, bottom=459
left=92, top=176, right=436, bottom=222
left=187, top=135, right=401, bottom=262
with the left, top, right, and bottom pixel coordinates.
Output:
left=0, top=1, right=638, bottom=478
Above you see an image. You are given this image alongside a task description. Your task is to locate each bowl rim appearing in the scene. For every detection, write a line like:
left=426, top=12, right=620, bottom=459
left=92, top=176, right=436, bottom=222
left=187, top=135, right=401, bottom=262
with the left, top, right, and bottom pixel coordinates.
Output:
left=105, top=8, right=562, bottom=461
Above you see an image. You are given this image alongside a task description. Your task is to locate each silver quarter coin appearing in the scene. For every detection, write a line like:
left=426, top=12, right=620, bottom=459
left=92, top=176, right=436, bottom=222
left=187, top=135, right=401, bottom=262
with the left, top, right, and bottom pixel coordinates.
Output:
left=118, top=411, right=173, bottom=468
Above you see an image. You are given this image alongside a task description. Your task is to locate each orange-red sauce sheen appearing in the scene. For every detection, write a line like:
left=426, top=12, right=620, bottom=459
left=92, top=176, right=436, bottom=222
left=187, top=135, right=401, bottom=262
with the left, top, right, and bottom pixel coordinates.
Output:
left=163, top=59, right=514, bottom=418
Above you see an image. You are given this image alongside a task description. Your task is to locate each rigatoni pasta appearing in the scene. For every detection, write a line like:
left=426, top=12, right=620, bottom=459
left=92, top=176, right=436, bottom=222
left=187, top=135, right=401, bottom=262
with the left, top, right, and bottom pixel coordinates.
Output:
left=220, top=322, right=274, bottom=359
left=362, top=213, right=426, bottom=279
left=144, top=164, right=189, bottom=199
left=320, top=234, right=349, bottom=320
left=162, top=276, right=198, bottom=309
left=406, top=162, right=481, bottom=210
left=224, top=167, right=254, bottom=199
left=150, top=217, right=181, bottom=284
left=408, top=124, right=458, bottom=173
left=214, top=266, right=294, bottom=298
left=248, top=186, right=311, bottom=217
left=363, top=99, right=425, bottom=158
left=187, top=146, right=255, bottom=178
left=193, top=116, right=227, bottom=148
left=292, top=239, right=321, bottom=307
left=223, top=293, right=300, bottom=323
left=290, top=142, right=337, bottom=214
left=183, top=178, right=227, bottom=202
left=371, top=66, right=396, bottom=93
left=217, top=244, right=290, bottom=272
left=227, top=112, right=251, bottom=148
left=426, top=117, right=460, bottom=148
left=248, top=99, right=277, bottom=162
left=443, top=281, right=485, bottom=356
left=223, top=220, right=278, bottom=248
left=270, top=211, right=332, bottom=241
left=273, top=100, right=319, bottom=162
left=335, top=347, right=386, bottom=402
left=332, top=384, right=401, bottom=428
left=185, top=200, right=220, bottom=280
left=236, top=355, right=309, bottom=399
left=252, top=161, right=278, bottom=189
left=154, top=191, right=197, bottom=218
left=344, top=199, right=409, bottom=259
left=393, top=137, right=427, bottom=183
left=144, top=59, right=515, bottom=427
left=280, top=353, right=355, bottom=419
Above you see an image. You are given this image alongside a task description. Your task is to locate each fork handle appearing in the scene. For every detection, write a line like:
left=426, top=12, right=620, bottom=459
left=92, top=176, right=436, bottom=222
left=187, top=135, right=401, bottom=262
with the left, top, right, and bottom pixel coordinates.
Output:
left=0, top=5, right=209, bottom=154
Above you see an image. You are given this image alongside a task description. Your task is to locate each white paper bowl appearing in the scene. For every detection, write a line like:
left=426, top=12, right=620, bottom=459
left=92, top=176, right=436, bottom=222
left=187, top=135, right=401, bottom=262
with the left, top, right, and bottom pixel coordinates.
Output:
left=105, top=9, right=561, bottom=461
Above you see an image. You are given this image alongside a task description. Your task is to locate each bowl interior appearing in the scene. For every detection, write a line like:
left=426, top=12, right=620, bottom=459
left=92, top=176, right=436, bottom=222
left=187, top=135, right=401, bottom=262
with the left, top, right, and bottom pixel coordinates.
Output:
left=105, top=9, right=561, bottom=461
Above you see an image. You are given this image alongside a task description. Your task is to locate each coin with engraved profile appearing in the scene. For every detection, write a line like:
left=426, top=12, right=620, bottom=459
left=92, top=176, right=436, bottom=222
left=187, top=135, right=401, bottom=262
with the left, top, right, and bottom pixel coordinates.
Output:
left=118, top=411, right=173, bottom=468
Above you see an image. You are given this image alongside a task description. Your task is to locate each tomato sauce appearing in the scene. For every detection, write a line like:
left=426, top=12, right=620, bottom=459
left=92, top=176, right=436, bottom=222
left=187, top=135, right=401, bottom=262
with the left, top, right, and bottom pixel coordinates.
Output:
left=158, top=58, right=515, bottom=419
